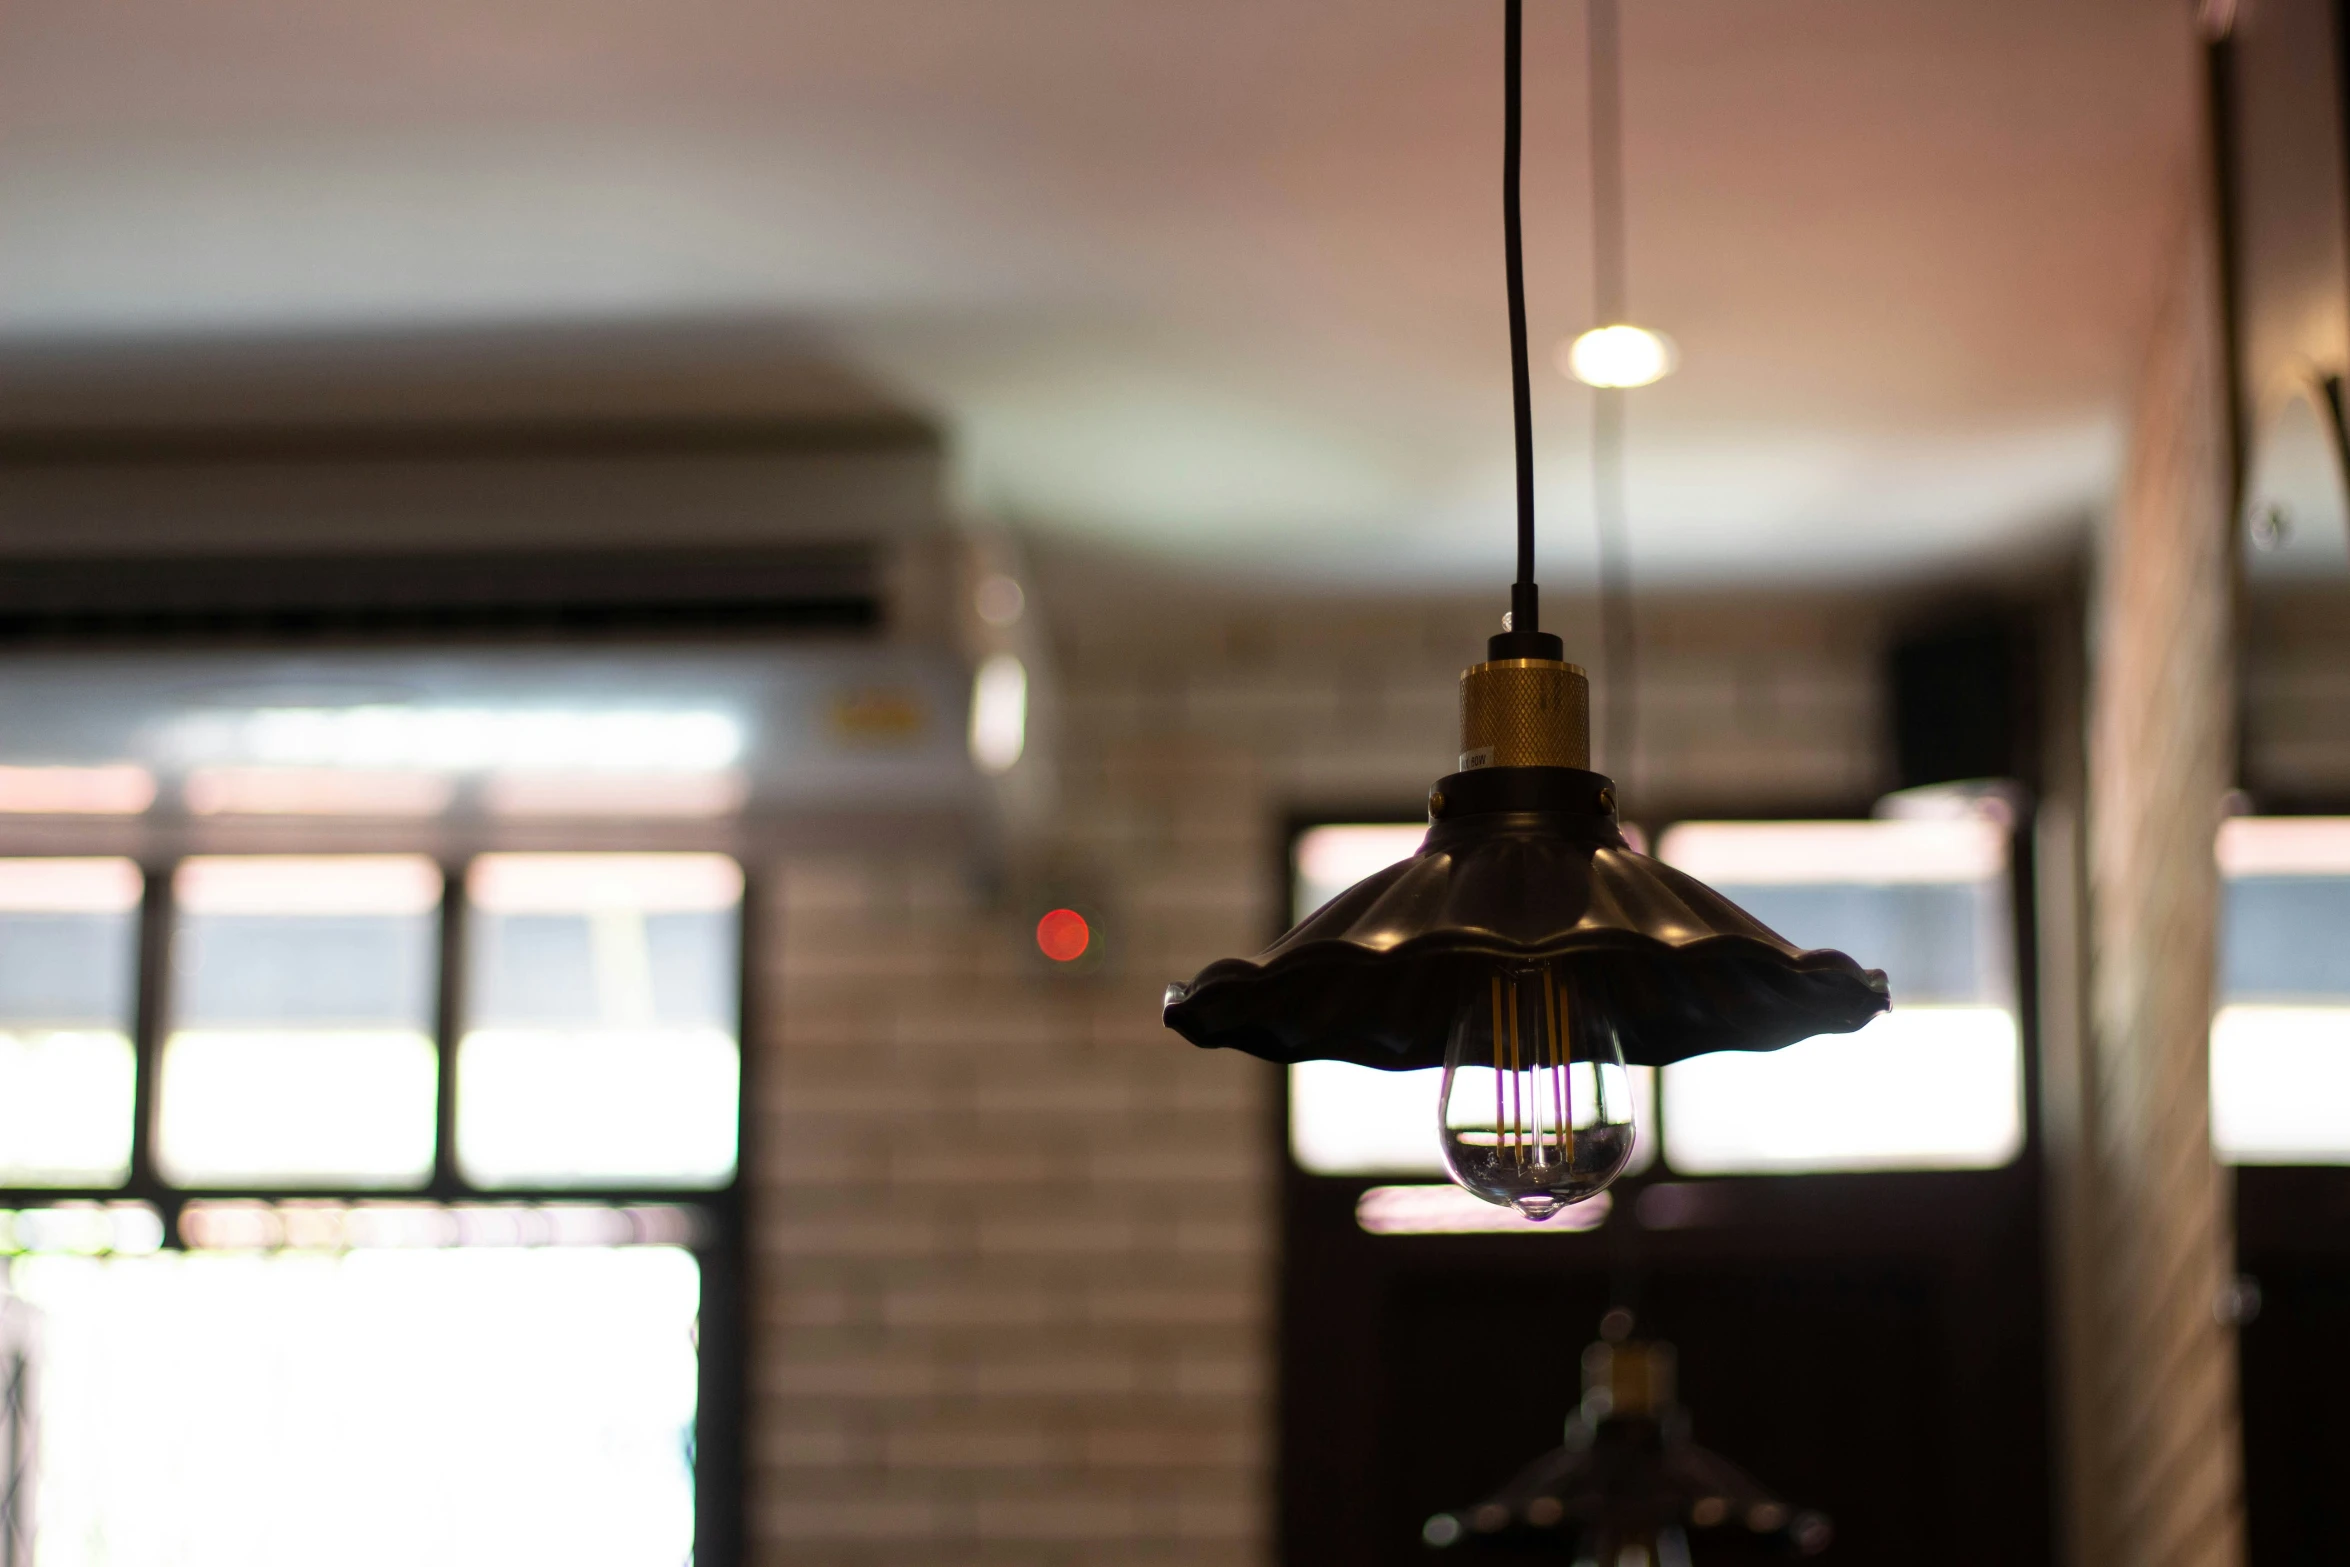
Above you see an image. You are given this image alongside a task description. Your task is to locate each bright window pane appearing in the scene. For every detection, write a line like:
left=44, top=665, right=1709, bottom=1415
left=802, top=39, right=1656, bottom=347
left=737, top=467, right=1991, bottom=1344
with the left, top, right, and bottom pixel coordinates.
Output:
left=9, top=1244, right=699, bottom=1567
left=1354, top=1183, right=1612, bottom=1234
left=1658, top=816, right=2021, bottom=1175
left=1663, top=1008, right=2021, bottom=1173
left=2212, top=817, right=2350, bottom=1163
left=1289, top=825, right=1440, bottom=1178
left=1285, top=824, right=1661, bottom=1178
left=1290, top=1060, right=1657, bottom=1177
left=460, top=854, right=742, bottom=1189
left=0, top=859, right=143, bottom=1186
left=1293, top=823, right=1428, bottom=922
left=158, top=856, right=441, bottom=1188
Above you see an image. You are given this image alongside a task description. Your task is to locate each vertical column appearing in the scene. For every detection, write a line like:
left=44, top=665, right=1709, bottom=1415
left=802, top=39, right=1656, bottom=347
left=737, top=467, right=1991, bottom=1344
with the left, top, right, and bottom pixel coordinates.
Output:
left=2071, top=137, right=2247, bottom=1566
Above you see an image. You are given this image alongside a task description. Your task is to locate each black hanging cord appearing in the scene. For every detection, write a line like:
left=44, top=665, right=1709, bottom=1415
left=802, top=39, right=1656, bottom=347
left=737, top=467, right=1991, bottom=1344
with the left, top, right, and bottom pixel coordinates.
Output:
left=1491, top=0, right=1561, bottom=662
left=1504, top=0, right=1536, bottom=627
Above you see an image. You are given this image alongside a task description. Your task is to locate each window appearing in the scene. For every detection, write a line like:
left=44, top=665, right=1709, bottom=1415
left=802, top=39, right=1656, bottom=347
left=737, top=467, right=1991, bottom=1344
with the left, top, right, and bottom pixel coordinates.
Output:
left=0, top=860, right=143, bottom=1187
left=460, top=853, right=743, bottom=1189
left=1285, top=824, right=1658, bottom=1189
left=1275, top=812, right=2049, bottom=1562
left=160, top=856, right=443, bottom=1188
left=0, top=851, right=744, bottom=1567
left=10, top=1242, right=700, bottom=1567
left=2211, top=816, right=2350, bottom=1163
left=1656, top=817, right=2023, bottom=1174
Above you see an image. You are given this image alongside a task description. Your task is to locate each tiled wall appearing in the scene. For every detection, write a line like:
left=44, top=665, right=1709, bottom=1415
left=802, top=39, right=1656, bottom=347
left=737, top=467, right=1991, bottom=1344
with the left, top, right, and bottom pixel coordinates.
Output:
left=752, top=735, right=1273, bottom=1566
left=748, top=566, right=1905, bottom=1566
left=1035, top=561, right=1904, bottom=822
left=754, top=872, right=1271, bottom=1563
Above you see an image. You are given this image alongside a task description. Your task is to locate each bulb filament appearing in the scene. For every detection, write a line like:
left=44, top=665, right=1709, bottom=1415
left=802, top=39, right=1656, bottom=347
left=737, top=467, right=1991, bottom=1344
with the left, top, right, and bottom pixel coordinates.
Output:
left=1490, top=968, right=1573, bottom=1165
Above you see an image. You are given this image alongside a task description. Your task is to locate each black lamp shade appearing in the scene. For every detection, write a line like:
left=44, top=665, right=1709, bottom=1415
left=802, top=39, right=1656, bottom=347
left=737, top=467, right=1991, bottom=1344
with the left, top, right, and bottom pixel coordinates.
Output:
left=1423, top=1327, right=1834, bottom=1558
left=1162, top=767, right=1889, bottom=1071
left=1426, top=1419, right=1831, bottom=1558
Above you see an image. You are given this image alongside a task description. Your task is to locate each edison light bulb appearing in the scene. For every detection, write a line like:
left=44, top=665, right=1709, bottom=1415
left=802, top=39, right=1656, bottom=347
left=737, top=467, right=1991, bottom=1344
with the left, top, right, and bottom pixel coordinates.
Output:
left=1440, top=960, right=1636, bottom=1218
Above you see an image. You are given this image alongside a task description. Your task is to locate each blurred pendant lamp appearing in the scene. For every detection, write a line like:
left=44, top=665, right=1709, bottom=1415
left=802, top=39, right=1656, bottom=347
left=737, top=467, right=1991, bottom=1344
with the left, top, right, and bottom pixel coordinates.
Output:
left=1421, top=1311, right=1834, bottom=1562
left=1161, top=0, right=1888, bottom=1218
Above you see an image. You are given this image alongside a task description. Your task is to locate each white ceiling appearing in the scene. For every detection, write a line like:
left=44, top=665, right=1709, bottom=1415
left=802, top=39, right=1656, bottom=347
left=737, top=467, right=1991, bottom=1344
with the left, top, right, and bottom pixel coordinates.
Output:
left=0, top=0, right=2199, bottom=587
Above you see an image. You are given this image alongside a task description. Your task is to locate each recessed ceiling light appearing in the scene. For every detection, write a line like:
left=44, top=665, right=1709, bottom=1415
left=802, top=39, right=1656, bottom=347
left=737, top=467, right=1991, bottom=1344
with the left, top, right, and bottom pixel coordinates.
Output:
left=1561, top=324, right=1678, bottom=388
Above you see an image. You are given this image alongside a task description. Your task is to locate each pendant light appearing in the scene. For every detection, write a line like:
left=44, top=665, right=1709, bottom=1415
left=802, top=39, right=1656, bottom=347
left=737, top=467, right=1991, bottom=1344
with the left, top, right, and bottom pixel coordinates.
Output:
left=1420, top=1311, right=1833, bottom=1560
left=1160, top=0, right=1889, bottom=1217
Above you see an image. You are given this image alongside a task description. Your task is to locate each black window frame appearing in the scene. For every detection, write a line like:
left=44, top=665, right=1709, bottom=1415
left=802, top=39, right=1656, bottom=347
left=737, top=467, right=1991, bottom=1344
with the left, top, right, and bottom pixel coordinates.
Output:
left=0, top=850, right=754, bottom=1567
left=1274, top=801, right=2054, bottom=1567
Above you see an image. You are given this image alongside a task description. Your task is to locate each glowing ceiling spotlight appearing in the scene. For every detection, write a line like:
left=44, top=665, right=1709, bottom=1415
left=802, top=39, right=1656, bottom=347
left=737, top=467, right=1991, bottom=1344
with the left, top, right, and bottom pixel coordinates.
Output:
left=1561, top=324, right=1677, bottom=388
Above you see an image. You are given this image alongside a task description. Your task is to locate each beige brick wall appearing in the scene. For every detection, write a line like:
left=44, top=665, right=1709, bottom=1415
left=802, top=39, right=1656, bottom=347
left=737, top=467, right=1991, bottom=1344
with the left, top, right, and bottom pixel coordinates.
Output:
left=753, top=741, right=1275, bottom=1567
left=749, top=556, right=1904, bottom=1566
left=1037, top=552, right=1904, bottom=820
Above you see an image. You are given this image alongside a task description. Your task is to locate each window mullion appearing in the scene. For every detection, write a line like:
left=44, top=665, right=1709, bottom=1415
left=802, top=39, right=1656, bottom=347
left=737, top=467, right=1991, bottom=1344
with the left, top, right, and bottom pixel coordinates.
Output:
left=431, top=865, right=466, bottom=1200
left=127, top=863, right=179, bottom=1242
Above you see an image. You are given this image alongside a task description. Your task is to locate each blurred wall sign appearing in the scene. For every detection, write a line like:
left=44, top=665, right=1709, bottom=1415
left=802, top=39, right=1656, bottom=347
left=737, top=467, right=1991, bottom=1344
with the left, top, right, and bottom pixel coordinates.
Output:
left=826, top=686, right=929, bottom=747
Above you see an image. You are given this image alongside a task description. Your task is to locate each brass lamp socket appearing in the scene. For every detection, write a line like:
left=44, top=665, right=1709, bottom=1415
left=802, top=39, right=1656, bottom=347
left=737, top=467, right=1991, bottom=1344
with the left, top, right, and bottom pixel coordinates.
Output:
left=1458, top=657, right=1589, bottom=771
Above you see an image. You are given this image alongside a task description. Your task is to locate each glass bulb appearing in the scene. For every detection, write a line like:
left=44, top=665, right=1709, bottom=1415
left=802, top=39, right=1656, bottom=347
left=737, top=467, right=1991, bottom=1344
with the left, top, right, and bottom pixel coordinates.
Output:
left=1440, top=961, right=1636, bottom=1218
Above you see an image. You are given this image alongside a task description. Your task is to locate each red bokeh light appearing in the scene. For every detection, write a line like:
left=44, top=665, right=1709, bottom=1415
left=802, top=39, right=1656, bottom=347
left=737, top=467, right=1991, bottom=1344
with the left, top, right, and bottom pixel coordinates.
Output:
left=1035, top=908, right=1090, bottom=963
